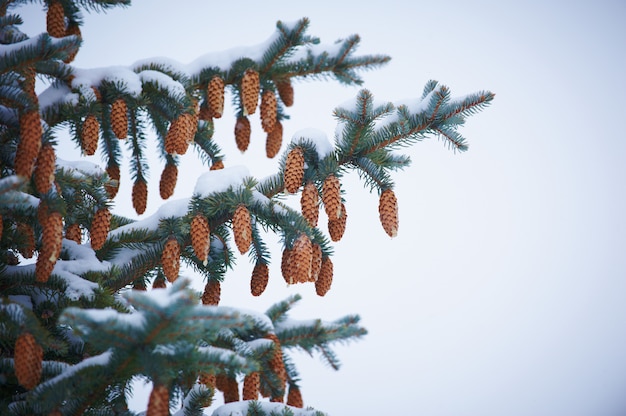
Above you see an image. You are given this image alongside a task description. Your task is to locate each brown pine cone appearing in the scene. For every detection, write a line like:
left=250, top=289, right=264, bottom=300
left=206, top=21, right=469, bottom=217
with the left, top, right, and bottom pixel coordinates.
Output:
left=132, top=180, right=148, bottom=215
left=207, top=76, right=225, bottom=119
left=266, top=120, right=283, bottom=158
left=276, top=78, right=294, bottom=107
left=81, top=115, right=100, bottom=156
left=287, top=385, right=303, bottom=408
left=202, top=280, right=221, bottom=305
left=42, top=212, right=63, bottom=262
left=250, top=261, right=269, bottom=296
left=265, top=333, right=286, bottom=397
left=284, top=147, right=304, bottom=194
left=300, top=182, right=319, bottom=227
left=190, top=213, right=210, bottom=264
left=242, top=372, right=260, bottom=401
left=159, top=163, right=177, bottom=200
left=90, top=208, right=111, bottom=251
left=260, top=90, right=277, bottom=133
left=15, top=109, right=42, bottom=178
left=199, top=372, right=216, bottom=388
left=328, top=203, right=347, bottom=242
left=34, top=144, right=55, bottom=194
left=240, top=68, right=260, bottom=115
left=379, top=189, right=399, bottom=237
left=291, top=234, right=312, bottom=283
left=105, top=165, right=120, bottom=199
left=16, top=223, right=35, bottom=259
left=315, top=257, right=333, bottom=296
left=310, top=243, right=322, bottom=282
left=146, top=383, right=169, bottom=416
left=65, top=223, right=82, bottom=244
left=232, top=204, right=252, bottom=255
left=14, top=332, right=43, bottom=390
left=234, top=116, right=251, bottom=152
left=210, top=160, right=224, bottom=170
left=322, top=174, right=341, bottom=220
left=46, top=0, right=65, bottom=38
left=110, top=98, right=128, bottom=139
left=161, top=237, right=180, bottom=282
left=152, top=274, right=167, bottom=289
left=222, top=376, right=239, bottom=403
left=281, top=248, right=293, bottom=284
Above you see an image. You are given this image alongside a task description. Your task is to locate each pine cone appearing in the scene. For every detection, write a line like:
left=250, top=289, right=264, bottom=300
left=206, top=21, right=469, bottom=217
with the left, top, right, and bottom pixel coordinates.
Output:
left=165, top=113, right=195, bottom=155
left=42, top=211, right=63, bottom=263
left=287, top=385, right=303, bottom=408
left=265, top=333, right=286, bottom=397
left=310, top=243, right=322, bottom=282
left=250, top=261, right=269, bottom=296
left=15, top=109, right=42, bottom=178
left=328, top=203, right=347, bottom=242
left=133, top=279, right=147, bottom=291
left=240, top=68, right=260, bottom=115
left=232, top=204, right=252, bottom=254
left=291, top=234, right=312, bottom=284
left=243, top=372, right=260, bottom=401
left=81, top=115, right=100, bottom=156
left=46, top=0, right=65, bottom=38
left=63, top=22, right=81, bottom=63
left=105, top=165, right=120, bottom=199
left=191, top=213, right=210, bottom=264
left=132, top=180, right=148, bottom=215
left=37, top=200, right=48, bottom=226
left=234, top=116, right=251, bottom=152
left=34, top=144, right=55, bottom=194
left=16, top=223, right=35, bottom=259
left=159, top=163, right=177, bottom=200
left=315, top=257, right=333, bottom=296
left=152, top=274, right=167, bottom=289
left=35, top=255, right=55, bottom=283
left=146, top=383, right=169, bottom=416
left=199, top=372, right=216, bottom=388
left=210, top=160, right=224, bottom=170
left=260, top=90, right=277, bottom=133
left=322, top=174, right=342, bottom=220
left=207, top=76, right=225, bottom=119
left=379, top=189, right=399, bottom=237
left=266, top=120, right=283, bottom=158
left=65, top=223, right=82, bottom=244
left=90, top=208, right=111, bottom=251
left=223, top=376, right=239, bottom=403
left=161, top=237, right=180, bottom=282
left=281, top=248, right=293, bottom=284
left=111, top=98, right=128, bottom=139
left=14, top=332, right=43, bottom=390
left=202, top=280, right=221, bottom=305
left=284, top=147, right=304, bottom=194
left=276, top=78, right=294, bottom=107
left=301, top=182, right=319, bottom=227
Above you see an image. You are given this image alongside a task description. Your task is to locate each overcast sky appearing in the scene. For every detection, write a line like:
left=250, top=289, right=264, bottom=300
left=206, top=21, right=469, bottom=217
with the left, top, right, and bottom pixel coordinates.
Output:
left=18, top=1, right=626, bottom=415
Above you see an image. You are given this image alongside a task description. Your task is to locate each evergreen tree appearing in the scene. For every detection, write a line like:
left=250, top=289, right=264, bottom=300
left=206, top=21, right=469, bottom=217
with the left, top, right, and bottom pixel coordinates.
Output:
left=0, top=1, right=494, bottom=415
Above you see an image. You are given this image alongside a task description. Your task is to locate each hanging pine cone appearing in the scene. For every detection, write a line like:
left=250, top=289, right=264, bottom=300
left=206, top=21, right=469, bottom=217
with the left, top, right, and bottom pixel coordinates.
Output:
left=132, top=180, right=148, bottom=215
left=287, top=385, right=303, bottom=408
left=223, top=376, right=239, bottom=403
left=260, top=90, right=277, bottom=133
left=65, top=223, right=82, bottom=244
left=15, top=109, right=42, bottom=178
left=291, top=234, right=312, bottom=284
left=266, top=120, right=283, bottom=159
left=240, top=68, right=260, bottom=115
left=191, top=213, right=210, bottom=264
left=42, top=211, right=63, bottom=263
left=328, top=203, right=347, bottom=242
left=34, top=144, right=55, bottom=195
left=281, top=248, right=293, bottom=284
left=110, top=98, right=128, bottom=139
left=250, top=261, right=269, bottom=296
left=210, top=160, right=224, bottom=170
left=146, top=383, right=169, bottom=416
left=315, top=257, right=333, bottom=297
left=207, top=76, right=225, bottom=119
left=379, top=189, right=399, bottom=237
left=133, top=279, right=147, bottom=291
left=81, top=115, right=99, bottom=156
left=202, top=280, right=221, bottom=305
left=105, top=165, right=120, bottom=199
left=199, top=372, right=216, bottom=388
left=234, top=116, right=251, bottom=153
left=63, top=21, right=81, bottom=63
left=16, top=223, right=35, bottom=259
left=265, top=333, right=286, bottom=398
left=46, top=0, right=65, bottom=38
left=284, top=147, right=304, bottom=194
left=90, top=208, right=111, bottom=251
left=301, top=182, right=319, bottom=227
left=37, top=200, right=48, bottom=227
left=152, top=273, right=167, bottom=289
left=165, top=113, right=195, bottom=155
left=161, top=237, right=180, bottom=282
left=159, top=163, right=177, bottom=200
left=232, top=204, right=252, bottom=255
left=243, top=372, right=260, bottom=401
left=310, top=243, right=322, bottom=282
left=35, top=255, right=55, bottom=283
left=322, top=174, right=342, bottom=220
left=14, top=332, right=43, bottom=390
left=276, top=78, right=294, bottom=107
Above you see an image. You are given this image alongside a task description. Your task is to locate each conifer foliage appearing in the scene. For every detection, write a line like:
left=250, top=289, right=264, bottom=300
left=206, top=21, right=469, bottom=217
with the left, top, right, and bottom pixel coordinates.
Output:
left=0, top=1, right=493, bottom=415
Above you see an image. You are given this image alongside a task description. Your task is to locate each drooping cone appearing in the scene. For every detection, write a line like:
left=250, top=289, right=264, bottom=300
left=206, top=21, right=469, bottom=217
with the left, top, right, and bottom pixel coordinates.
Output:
left=63, top=22, right=81, bottom=63
left=199, top=372, right=216, bottom=389
left=111, top=98, right=128, bottom=139
left=232, top=204, right=252, bottom=254
left=34, top=144, right=56, bottom=194
left=234, top=116, right=251, bottom=152
left=46, top=0, right=65, bottom=38
left=165, top=113, right=196, bottom=155
left=90, top=208, right=111, bottom=251
left=37, top=200, right=48, bottom=228
left=159, top=163, right=177, bottom=200
left=266, top=120, right=283, bottom=158
left=328, top=202, right=347, bottom=242
left=281, top=248, right=293, bottom=284
left=300, top=182, right=319, bottom=227
left=291, top=234, right=312, bottom=284
left=284, top=147, right=304, bottom=194
left=152, top=273, right=167, bottom=289
left=16, top=223, right=35, bottom=259
left=287, top=385, right=303, bottom=408
left=243, top=372, right=260, bottom=401
left=202, top=280, right=221, bottom=305
left=146, top=383, right=169, bottom=416
left=210, top=160, right=224, bottom=170
left=322, top=174, right=341, bottom=220
left=15, top=109, right=42, bottom=177
left=81, top=115, right=99, bottom=156
left=310, top=243, right=322, bottom=282
left=276, top=78, right=294, bottom=107
left=132, top=180, right=148, bottom=215
left=191, top=213, right=210, bottom=264
left=207, top=76, right=225, bottom=119
left=240, top=68, right=260, bottom=115
left=35, top=255, right=55, bottom=283
left=65, top=223, right=82, bottom=244
left=35, top=210, right=62, bottom=283
left=315, top=257, right=333, bottom=297
left=161, top=237, right=180, bottom=282
left=260, top=90, right=277, bottom=133
left=133, top=278, right=147, bottom=291
left=223, top=376, right=239, bottom=403
left=14, top=332, right=43, bottom=390
left=105, top=165, right=120, bottom=199
left=250, top=261, right=269, bottom=296
left=265, top=333, right=286, bottom=399
left=379, top=189, right=399, bottom=237
left=215, top=374, right=228, bottom=392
